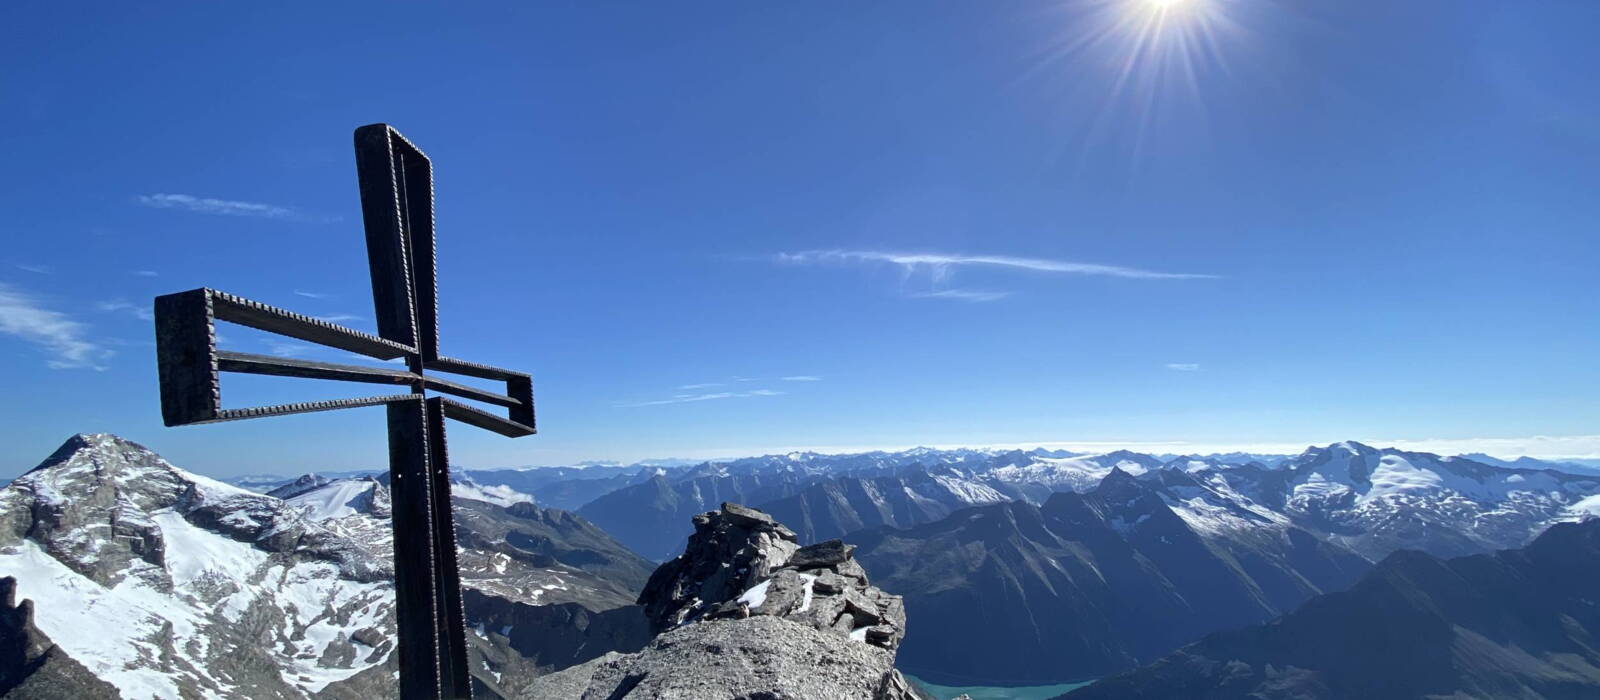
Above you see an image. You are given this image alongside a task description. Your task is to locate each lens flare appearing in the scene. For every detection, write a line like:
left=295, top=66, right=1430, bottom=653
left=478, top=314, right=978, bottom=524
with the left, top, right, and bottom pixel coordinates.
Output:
left=1021, top=0, right=1247, bottom=169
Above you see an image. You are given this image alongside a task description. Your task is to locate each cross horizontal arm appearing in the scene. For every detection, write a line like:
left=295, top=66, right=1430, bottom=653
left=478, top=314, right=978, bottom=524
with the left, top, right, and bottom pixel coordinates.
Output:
left=210, top=290, right=413, bottom=360
left=422, top=375, right=524, bottom=409
left=218, top=351, right=418, bottom=385
left=219, top=350, right=526, bottom=411
left=425, top=356, right=529, bottom=381
left=212, top=394, right=420, bottom=425
left=438, top=398, right=535, bottom=438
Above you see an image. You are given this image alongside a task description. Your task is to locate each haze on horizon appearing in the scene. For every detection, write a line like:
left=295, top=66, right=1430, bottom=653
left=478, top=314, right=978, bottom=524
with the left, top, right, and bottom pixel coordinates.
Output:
left=2, top=0, right=1596, bottom=478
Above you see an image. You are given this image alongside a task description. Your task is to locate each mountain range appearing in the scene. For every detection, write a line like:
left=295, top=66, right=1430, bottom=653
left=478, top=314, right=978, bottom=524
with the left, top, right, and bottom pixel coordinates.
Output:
left=850, top=467, right=1373, bottom=685
left=7, top=436, right=1598, bottom=697
left=559, top=443, right=1599, bottom=565
left=846, top=442, right=1599, bottom=684
left=501, top=441, right=1598, bottom=686
left=1064, top=517, right=1600, bottom=699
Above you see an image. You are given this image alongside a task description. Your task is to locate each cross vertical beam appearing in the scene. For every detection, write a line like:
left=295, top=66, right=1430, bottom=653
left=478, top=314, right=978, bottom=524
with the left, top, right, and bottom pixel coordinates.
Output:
left=386, top=398, right=443, bottom=699
left=426, top=397, right=472, bottom=700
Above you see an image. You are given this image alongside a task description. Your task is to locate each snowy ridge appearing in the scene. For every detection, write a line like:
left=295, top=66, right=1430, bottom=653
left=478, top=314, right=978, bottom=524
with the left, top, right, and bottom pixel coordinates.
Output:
left=0, top=435, right=396, bottom=698
left=0, top=433, right=645, bottom=699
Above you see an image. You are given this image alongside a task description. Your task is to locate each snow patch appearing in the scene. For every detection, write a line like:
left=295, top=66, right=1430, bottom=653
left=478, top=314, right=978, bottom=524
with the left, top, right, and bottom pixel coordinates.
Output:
left=736, top=580, right=771, bottom=609
left=797, top=574, right=818, bottom=613
left=285, top=479, right=376, bottom=521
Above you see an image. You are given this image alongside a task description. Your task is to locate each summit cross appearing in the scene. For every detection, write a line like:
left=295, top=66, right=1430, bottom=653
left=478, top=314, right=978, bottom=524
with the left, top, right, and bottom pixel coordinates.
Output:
left=152, top=124, right=536, bottom=700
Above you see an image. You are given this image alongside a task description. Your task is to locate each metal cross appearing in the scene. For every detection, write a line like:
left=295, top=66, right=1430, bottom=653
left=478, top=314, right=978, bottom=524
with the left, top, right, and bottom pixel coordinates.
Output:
left=152, top=124, right=535, bottom=700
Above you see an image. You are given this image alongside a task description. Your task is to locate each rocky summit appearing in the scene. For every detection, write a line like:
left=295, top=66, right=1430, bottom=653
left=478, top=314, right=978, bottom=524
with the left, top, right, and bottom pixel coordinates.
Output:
left=527, top=502, right=923, bottom=699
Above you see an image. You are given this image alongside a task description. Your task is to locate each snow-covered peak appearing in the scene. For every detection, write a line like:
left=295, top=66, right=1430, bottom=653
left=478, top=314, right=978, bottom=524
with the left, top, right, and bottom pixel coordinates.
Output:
left=16, top=433, right=256, bottom=516
left=284, top=477, right=390, bottom=520
left=266, top=473, right=332, bottom=500
left=0, top=434, right=397, bottom=697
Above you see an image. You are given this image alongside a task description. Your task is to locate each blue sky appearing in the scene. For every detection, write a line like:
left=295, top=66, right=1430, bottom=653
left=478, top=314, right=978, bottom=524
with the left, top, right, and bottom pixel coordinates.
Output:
left=3, top=1, right=1598, bottom=477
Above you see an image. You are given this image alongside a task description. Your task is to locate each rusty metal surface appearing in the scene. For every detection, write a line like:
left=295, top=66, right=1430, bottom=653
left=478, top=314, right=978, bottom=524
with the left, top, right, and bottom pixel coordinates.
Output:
left=152, top=124, right=538, bottom=700
left=425, top=397, right=472, bottom=699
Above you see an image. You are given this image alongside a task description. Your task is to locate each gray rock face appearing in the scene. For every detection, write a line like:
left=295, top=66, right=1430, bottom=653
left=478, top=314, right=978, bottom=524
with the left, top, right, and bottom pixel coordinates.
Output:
left=0, top=577, right=118, bottom=699
left=454, top=499, right=655, bottom=611
left=576, top=616, right=904, bottom=700
left=539, top=503, right=919, bottom=699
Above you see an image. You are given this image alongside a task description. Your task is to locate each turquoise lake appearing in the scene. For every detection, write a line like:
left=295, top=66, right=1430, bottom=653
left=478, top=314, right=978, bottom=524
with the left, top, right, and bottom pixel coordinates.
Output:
left=903, top=673, right=1094, bottom=700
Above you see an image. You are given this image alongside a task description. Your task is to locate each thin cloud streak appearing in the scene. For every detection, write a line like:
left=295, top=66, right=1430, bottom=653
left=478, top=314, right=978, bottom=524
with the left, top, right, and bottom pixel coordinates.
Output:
left=911, top=289, right=1012, bottom=302
left=314, top=314, right=362, bottom=323
left=781, top=376, right=822, bottom=382
left=618, top=389, right=784, bottom=408
left=97, top=300, right=154, bottom=322
left=137, top=193, right=297, bottom=219
left=265, top=340, right=313, bottom=358
left=1165, top=363, right=1201, bottom=371
left=678, top=383, right=724, bottom=390
left=294, top=290, right=330, bottom=299
left=131, top=270, right=159, bottom=277
left=14, top=264, right=52, bottom=274
left=0, top=283, right=110, bottom=370
left=777, top=250, right=1219, bottom=280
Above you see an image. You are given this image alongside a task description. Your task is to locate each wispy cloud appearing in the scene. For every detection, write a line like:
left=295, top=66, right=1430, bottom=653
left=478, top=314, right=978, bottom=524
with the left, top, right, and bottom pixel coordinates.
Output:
left=14, top=264, right=51, bottom=274
left=266, top=340, right=313, bottom=358
left=97, top=300, right=154, bottom=322
left=679, top=382, right=724, bottom=390
left=137, top=193, right=297, bottom=219
left=131, top=270, right=159, bottom=277
left=618, top=389, right=784, bottom=408
left=345, top=353, right=402, bottom=364
left=781, top=375, right=822, bottom=382
left=294, top=290, right=330, bottom=299
left=1165, top=363, right=1201, bottom=371
left=313, top=313, right=362, bottom=324
left=0, top=284, right=110, bottom=370
left=910, top=289, right=1012, bottom=302
left=777, top=250, right=1218, bottom=281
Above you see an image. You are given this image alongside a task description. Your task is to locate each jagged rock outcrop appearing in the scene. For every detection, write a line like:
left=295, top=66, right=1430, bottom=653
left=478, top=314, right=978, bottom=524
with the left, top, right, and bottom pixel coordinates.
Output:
left=527, top=502, right=921, bottom=699
left=0, top=577, right=118, bottom=699
left=638, top=503, right=905, bottom=650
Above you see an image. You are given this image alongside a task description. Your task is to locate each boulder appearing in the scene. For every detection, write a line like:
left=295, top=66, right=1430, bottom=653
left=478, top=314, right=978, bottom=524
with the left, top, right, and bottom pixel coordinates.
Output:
left=788, top=539, right=855, bottom=569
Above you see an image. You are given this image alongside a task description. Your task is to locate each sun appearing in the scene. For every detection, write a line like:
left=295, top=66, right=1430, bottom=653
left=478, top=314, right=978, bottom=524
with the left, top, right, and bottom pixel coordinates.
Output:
left=1144, top=0, right=1200, bottom=15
